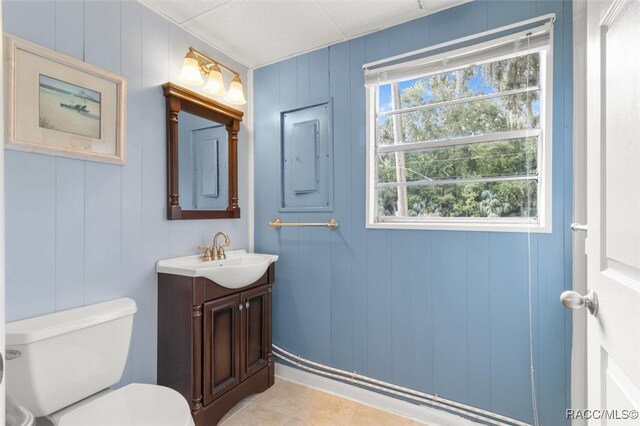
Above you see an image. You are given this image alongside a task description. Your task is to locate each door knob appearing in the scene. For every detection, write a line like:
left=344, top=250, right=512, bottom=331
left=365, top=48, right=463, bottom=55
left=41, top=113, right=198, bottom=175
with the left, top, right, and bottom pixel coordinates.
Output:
left=560, top=289, right=598, bottom=316
left=570, top=223, right=588, bottom=232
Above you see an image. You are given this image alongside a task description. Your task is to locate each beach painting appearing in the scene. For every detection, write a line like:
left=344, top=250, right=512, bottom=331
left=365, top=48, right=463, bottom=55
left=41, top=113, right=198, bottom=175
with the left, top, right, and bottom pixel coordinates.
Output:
left=6, top=34, right=126, bottom=164
left=39, top=74, right=101, bottom=139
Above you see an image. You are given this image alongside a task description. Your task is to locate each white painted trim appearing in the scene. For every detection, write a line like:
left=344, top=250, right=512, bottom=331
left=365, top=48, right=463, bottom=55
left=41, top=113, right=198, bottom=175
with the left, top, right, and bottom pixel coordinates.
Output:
left=378, top=175, right=536, bottom=189
left=137, top=0, right=251, bottom=70
left=364, top=35, right=553, bottom=234
left=365, top=220, right=549, bottom=233
left=364, top=87, right=376, bottom=230
left=364, top=25, right=551, bottom=85
left=274, top=345, right=529, bottom=425
left=377, top=87, right=541, bottom=117
left=247, top=68, right=255, bottom=252
left=363, top=13, right=556, bottom=70
left=377, top=129, right=542, bottom=154
left=571, top=1, right=588, bottom=424
left=248, top=0, right=474, bottom=70
left=141, top=0, right=474, bottom=70
left=538, top=25, right=554, bottom=234
left=275, top=363, right=482, bottom=426
left=0, top=0, right=6, bottom=421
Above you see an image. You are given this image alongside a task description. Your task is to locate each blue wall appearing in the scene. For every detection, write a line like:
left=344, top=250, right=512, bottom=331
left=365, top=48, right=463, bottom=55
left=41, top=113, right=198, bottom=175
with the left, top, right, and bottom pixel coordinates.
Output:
left=4, top=0, right=250, bottom=386
left=253, top=1, right=573, bottom=424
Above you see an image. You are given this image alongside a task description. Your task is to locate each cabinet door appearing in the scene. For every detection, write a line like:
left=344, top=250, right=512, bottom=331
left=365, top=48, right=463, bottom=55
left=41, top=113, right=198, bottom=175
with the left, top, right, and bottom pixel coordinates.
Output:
left=240, top=285, right=271, bottom=381
left=203, top=294, right=240, bottom=405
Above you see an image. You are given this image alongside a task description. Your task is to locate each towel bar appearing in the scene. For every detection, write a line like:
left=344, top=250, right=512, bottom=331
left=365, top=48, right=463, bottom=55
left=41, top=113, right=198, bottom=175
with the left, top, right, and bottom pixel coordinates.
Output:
left=268, top=218, right=339, bottom=229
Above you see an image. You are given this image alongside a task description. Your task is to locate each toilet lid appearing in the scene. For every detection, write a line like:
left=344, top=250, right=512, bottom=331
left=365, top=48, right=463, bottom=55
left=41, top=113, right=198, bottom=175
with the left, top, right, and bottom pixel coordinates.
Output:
left=57, top=384, right=194, bottom=426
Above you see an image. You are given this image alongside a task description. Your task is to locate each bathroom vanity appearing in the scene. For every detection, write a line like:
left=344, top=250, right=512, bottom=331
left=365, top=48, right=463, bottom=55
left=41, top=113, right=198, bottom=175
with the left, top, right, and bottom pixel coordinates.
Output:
left=157, top=253, right=277, bottom=426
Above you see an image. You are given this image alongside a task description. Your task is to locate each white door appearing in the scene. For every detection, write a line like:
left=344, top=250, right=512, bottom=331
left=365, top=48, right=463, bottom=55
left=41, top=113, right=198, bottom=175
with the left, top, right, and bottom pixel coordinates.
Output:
left=0, top=0, right=6, bottom=423
left=579, top=0, right=640, bottom=423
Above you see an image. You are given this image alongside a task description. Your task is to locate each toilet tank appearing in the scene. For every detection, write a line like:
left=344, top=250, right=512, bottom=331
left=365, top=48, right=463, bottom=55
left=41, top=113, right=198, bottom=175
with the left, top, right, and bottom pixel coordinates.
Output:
left=5, top=298, right=137, bottom=417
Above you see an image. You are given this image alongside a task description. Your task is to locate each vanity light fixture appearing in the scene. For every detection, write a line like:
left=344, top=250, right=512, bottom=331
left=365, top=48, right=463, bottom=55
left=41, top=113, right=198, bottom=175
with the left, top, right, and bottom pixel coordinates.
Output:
left=178, top=47, right=246, bottom=105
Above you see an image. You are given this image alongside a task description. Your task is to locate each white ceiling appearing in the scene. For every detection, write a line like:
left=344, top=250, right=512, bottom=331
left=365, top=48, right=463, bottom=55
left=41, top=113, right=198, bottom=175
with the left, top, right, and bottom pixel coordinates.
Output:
left=140, top=0, right=468, bottom=68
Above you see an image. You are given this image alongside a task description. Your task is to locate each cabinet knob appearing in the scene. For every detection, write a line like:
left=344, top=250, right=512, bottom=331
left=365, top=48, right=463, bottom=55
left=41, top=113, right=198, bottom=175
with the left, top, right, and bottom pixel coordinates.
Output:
left=245, top=301, right=250, bottom=309
left=238, top=304, right=243, bottom=311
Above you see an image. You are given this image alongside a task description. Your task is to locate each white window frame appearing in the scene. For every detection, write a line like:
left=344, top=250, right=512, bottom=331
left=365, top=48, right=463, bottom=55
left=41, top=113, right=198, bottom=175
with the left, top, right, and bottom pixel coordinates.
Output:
left=365, top=25, right=554, bottom=233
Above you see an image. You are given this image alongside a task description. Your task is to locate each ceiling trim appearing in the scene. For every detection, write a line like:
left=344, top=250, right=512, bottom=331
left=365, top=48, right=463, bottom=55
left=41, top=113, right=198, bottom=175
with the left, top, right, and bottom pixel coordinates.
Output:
left=138, top=0, right=251, bottom=69
left=250, top=0, right=473, bottom=70
left=139, top=0, right=473, bottom=71
left=181, top=0, right=234, bottom=25
left=313, top=0, right=348, bottom=39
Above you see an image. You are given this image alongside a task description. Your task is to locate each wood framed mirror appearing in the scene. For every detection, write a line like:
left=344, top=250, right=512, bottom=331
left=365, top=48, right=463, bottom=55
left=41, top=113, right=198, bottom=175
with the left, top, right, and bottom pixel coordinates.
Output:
left=163, top=82, right=243, bottom=220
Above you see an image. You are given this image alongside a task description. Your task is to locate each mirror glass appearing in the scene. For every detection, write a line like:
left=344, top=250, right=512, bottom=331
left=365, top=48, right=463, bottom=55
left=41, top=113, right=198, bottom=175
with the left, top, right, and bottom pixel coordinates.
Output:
left=178, top=111, right=228, bottom=210
left=164, top=82, right=242, bottom=220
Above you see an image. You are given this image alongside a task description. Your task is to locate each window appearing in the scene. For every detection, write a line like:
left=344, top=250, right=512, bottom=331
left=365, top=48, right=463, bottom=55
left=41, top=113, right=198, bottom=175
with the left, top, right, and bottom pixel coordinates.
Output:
left=365, top=25, right=553, bottom=232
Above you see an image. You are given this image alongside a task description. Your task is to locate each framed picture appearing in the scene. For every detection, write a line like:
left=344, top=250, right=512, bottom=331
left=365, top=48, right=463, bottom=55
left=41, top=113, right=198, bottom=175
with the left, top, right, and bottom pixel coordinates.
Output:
left=3, top=33, right=126, bottom=164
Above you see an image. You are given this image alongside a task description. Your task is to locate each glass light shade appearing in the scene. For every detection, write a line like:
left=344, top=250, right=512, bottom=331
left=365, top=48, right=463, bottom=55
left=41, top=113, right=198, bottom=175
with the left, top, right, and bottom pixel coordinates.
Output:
left=178, top=53, right=204, bottom=86
left=224, top=75, right=246, bottom=105
left=203, top=65, right=227, bottom=97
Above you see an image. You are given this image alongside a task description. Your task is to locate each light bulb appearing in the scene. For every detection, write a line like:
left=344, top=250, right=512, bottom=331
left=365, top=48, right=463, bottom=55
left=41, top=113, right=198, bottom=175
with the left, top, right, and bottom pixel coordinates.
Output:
left=203, top=64, right=227, bottom=97
left=178, top=51, right=204, bottom=86
left=224, top=75, right=246, bottom=105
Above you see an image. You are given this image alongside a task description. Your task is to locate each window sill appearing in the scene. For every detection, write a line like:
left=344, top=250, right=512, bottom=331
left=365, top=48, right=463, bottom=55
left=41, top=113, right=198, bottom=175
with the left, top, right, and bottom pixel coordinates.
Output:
left=366, top=220, right=552, bottom=233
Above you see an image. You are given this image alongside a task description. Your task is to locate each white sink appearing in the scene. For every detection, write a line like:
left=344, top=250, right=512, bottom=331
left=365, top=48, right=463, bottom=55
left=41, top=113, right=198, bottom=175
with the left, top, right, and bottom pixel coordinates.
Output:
left=156, top=250, right=278, bottom=289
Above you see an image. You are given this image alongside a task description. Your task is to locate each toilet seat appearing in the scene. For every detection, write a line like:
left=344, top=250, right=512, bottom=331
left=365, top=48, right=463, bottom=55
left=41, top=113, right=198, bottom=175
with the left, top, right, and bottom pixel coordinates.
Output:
left=53, top=383, right=194, bottom=426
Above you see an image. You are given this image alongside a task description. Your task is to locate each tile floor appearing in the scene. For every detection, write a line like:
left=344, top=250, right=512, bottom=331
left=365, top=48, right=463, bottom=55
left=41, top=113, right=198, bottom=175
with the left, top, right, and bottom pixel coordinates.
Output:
left=218, top=378, right=425, bottom=426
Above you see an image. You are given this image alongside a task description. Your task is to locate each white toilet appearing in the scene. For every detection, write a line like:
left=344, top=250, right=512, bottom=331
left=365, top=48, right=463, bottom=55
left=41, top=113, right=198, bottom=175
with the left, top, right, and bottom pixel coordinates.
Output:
left=6, top=298, right=195, bottom=426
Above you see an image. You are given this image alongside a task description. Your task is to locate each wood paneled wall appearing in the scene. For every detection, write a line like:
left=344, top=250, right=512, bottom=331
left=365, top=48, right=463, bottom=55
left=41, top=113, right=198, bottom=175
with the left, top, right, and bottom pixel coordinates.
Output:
left=254, top=1, right=574, bottom=424
left=4, top=0, right=250, bottom=386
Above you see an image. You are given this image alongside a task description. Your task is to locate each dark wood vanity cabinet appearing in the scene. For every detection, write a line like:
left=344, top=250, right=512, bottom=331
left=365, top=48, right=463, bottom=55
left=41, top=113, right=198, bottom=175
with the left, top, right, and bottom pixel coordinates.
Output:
left=158, top=264, right=275, bottom=426
left=203, top=294, right=241, bottom=405
left=241, top=285, right=270, bottom=380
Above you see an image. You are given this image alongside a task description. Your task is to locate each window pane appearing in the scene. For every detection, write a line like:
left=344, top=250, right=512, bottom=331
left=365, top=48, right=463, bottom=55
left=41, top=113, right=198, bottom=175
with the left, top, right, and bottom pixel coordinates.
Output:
left=377, top=138, right=538, bottom=183
left=376, top=53, right=541, bottom=112
left=377, top=180, right=537, bottom=219
left=377, top=91, right=540, bottom=146
left=371, top=47, right=548, bottom=225
left=378, top=84, right=393, bottom=113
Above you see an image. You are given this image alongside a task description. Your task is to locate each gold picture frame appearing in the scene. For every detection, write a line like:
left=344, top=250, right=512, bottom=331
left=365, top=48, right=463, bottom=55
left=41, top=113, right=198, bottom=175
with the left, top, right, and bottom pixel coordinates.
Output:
left=3, top=33, right=126, bottom=164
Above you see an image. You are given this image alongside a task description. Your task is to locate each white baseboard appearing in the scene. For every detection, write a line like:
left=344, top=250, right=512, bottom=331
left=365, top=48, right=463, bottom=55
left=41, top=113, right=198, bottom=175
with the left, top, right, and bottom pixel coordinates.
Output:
left=275, top=362, right=482, bottom=426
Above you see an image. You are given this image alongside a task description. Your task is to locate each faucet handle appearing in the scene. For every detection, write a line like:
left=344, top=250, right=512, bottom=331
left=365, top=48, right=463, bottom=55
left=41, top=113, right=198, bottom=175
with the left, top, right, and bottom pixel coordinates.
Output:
left=199, top=245, right=213, bottom=262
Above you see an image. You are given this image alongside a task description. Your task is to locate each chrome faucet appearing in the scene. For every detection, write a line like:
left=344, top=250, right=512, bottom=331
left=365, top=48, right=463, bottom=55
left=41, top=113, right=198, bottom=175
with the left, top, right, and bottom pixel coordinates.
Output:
left=212, top=231, right=231, bottom=260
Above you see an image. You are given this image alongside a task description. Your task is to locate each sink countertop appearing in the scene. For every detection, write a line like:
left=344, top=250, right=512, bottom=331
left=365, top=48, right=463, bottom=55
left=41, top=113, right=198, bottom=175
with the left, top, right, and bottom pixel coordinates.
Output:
left=156, top=249, right=278, bottom=289
left=156, top=249, right=278, bottom=275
